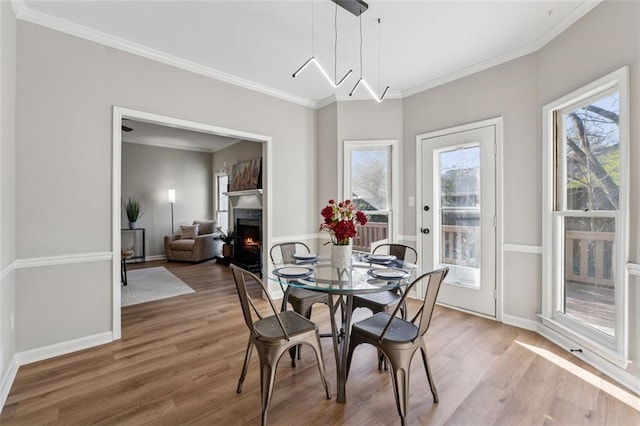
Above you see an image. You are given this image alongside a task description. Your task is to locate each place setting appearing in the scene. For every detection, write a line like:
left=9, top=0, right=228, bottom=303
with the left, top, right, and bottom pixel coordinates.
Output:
left=291, top=252, right=320, bottom=264
left=272, top=265, right=314, bottom=279
left=362, top=253, right=397, bottom=265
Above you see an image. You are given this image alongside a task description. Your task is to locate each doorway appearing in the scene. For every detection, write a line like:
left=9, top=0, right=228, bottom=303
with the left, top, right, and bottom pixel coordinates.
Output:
left=112, top=106, right=272, bottom=340
left=416, top=119, right=501, bottom=318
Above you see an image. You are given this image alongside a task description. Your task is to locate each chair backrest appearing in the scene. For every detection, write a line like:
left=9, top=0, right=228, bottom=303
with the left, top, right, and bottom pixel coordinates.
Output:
left=230, top=264, right=290, bottom=340
left=269, top=242, right=311, bottom=265
left=381, top=267, right=449, bottom=342
left=373, top=243, right=418, bottom=264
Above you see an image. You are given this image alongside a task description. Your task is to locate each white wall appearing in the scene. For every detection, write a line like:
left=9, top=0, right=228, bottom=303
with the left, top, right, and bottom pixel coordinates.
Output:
left=14, top=20, right=317, bottom=352
left=0, top=0, right=17, bottom=404
left=122, top=142, right=213, bottom=257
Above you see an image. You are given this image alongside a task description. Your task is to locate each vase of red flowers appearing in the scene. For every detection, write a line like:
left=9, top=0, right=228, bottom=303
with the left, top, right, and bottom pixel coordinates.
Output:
left=320, top=199, right=368, bottom=268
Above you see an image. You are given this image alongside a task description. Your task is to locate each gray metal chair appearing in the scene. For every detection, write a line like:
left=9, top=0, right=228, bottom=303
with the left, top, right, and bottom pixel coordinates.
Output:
left=346, top=267, right=449, bottom=426
left=353, top=243, right=418, bottom=369
left=230, top=264, right=332, bottom=426
left=270, top=242, right=330, bottom=365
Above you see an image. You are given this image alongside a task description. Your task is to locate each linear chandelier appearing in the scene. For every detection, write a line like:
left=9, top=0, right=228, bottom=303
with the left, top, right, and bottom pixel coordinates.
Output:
left=293, top=0, right=352, bottom=88
left=292, top=0, right=389, bottom=102
left=349, top=17, right=389, bottom=102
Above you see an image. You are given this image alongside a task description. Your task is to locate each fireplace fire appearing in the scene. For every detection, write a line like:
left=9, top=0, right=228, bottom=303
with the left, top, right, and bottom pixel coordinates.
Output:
left=234, top=209, right=262, bottom=273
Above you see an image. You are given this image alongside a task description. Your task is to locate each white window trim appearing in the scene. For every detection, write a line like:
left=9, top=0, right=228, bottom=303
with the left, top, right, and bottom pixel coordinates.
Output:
left=343, top=139, right=399, bottom=243
left=541, top=66, right=630, bottom=366
left=215, top=172, right=229, bottom=231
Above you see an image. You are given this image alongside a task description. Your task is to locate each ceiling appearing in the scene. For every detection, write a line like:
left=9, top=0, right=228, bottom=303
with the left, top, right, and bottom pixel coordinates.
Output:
left=17, top=0, right=601, bottom=108
left=121, top=120, right=242, bottom=153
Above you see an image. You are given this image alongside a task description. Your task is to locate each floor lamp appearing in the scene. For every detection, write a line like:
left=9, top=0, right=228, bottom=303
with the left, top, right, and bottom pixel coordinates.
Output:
left=168, top=189, right=175, bottom=234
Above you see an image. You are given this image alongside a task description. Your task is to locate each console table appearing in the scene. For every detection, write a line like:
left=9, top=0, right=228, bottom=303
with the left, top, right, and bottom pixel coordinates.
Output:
left=121, top=228, right=145, bottom=262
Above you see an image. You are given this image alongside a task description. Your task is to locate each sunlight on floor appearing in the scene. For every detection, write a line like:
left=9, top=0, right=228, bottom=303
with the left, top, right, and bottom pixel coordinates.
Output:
left=515, top=341, right=640, bottom=411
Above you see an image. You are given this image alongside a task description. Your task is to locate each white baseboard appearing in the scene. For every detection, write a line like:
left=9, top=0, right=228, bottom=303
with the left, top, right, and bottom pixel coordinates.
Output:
left=15, top=331, right=113, bottom=366
left=537, top=323, right=639, bottom=396
left=145, top=255, right=167, bottom=262
left=0, top=356, right=18, bottom=409
left=502, top=314, right=538, bottom=331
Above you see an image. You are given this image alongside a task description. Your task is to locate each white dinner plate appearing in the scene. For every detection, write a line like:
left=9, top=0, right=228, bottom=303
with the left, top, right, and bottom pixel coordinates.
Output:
left=366, top=254, right=397, bottom=263
left=367, top=267, right=410, bottom=280
left=273, top=266, right=313, bottom=278
left=292, top=253, right=319, bottom=260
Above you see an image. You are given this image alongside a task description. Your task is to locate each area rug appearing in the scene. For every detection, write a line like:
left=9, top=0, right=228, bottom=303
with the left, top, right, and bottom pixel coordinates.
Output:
left=122, top=266, right=195, bottom=307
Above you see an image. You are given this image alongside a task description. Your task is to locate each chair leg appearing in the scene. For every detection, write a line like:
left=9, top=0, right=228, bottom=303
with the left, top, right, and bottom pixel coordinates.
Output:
left=388, top=358, right=410, bottom=426
left=420, top=341, right=439, bottom=403
left=237, top=337, right=254, bottom=393
left=307, top=335, right=332, bottom=399
left=257, top=347, right=282, bottom=426
left=345, top=334, right=362, bottom=382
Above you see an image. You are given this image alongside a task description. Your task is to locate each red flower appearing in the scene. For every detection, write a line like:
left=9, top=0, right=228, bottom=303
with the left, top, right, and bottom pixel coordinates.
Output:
left=319, top=198, right=368, bottom=245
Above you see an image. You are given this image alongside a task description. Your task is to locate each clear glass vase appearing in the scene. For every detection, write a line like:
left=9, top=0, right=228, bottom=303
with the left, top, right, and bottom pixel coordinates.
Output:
left=331, top=243, right=352, bottom=268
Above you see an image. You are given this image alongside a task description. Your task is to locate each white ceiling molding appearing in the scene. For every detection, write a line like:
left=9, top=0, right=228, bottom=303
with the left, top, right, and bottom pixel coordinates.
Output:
left=11, top=0, right=317, bottom=109
left=12, top=0, right=602, bottom=110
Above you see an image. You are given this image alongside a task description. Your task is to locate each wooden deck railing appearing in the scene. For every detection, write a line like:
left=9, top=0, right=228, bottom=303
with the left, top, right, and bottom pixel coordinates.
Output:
left=440, top=225, right=480, bottom=268
left=565, top=230, right=614, bottom=287
left=354, top=222, right=388, bottom=252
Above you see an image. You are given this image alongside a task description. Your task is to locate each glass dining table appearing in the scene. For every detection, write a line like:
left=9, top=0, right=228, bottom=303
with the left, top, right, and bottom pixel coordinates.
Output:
left=270, top=253, right=420, bottom=403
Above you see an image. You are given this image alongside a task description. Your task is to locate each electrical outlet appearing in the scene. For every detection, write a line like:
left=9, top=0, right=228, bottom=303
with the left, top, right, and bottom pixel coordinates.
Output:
left=408, top=196, right=415, bottom=207
left=10, top=313, right=14, bottom=332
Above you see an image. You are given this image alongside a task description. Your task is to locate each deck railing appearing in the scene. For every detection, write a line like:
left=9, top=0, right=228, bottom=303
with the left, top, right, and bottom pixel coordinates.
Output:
left=440, top=225, right=480, bottom=268
left=565, top=230, right=614, bottom=287
left=355, top=223, right=613, bottom=287
left=354, top=222, right=388, bottom=252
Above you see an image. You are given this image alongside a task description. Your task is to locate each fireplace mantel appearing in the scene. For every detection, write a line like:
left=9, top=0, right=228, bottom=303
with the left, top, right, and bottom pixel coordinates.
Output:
left=224, top=189, right=263, bottom=197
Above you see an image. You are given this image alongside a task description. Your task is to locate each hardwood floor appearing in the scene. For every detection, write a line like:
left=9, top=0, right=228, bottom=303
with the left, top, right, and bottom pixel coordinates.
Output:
left=2, top=260, right=639, bottom=425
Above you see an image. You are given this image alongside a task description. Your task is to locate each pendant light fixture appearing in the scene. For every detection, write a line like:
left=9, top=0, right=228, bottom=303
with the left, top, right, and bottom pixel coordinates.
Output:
left=293, top=0, right=352, bottom=88
left=349, top=17, right=389, bottom=102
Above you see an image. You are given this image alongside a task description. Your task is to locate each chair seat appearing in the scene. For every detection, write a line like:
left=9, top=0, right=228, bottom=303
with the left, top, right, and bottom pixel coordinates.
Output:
left=254, top=310, right=317, bottom=341
left=352, top=312, right=419, bottom=344
left=353, top=291, right=402, bottom=311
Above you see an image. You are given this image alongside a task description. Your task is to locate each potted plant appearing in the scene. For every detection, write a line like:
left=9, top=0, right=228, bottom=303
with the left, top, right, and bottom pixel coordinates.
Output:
left=122, top=197, right=144, bottom=229
left=215, top=228, right=237, bottom=258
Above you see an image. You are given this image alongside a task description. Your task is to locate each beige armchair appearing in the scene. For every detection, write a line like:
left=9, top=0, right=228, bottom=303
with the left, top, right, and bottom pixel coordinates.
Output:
left=164, top=220, right=222, bottom=262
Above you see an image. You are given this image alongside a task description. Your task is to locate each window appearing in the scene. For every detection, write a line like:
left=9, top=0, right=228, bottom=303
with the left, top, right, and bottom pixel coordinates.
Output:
left=216, top=174, right=229, bottom=231
left=542, top=67, right=629, bottom=363
left=344, top=140, right=399, bottom=252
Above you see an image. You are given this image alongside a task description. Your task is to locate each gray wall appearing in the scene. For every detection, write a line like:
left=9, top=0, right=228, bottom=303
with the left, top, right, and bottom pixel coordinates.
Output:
left=537, top=0, right=639, bottom=366
left=401, top=0, right=638, bottom=366
left=0, top=0, right=17, bottom=387
left=122, top=143, right=213, bottom=257
left=403, top=53, right=540, bottom=321
left=14, top=20, right=317, bottom=352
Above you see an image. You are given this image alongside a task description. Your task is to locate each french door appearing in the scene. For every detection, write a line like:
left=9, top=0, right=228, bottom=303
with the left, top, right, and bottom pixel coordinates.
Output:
left=419, top=123, right=497, bottom=317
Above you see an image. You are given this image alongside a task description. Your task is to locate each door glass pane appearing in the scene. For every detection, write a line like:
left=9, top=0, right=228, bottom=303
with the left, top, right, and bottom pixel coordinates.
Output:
left=563, top=217, right=615, bottom=336
left=349, top=146, right=391, bottom=252
left=562, top=92, right=620, bottom=211
left=438, top=145, right=480, bottom=288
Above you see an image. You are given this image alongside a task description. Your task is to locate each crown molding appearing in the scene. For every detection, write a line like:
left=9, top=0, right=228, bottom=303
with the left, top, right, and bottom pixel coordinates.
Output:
left=402, top=0, right=602, bottom=98
left=12, top=0, right=317, bottom=109
left=12, top=0, right=602, bottom=109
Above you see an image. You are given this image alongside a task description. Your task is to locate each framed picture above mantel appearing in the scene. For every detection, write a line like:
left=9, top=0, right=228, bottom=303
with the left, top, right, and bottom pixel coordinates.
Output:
left=229, top=157, right=262, bottom=192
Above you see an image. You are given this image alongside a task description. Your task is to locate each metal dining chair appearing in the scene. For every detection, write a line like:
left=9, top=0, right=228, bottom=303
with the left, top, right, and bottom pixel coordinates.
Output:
left=352, top=243, right=418, bottom=369
left=270, top=242, right=330, bottom=365
left=346, top=267, right=448, bottom=426
left=230, top=264, right=332, bottom=426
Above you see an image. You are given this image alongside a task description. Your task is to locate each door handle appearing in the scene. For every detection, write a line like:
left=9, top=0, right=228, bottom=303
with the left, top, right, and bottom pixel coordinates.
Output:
left=421, top=228, right=430, bottom=235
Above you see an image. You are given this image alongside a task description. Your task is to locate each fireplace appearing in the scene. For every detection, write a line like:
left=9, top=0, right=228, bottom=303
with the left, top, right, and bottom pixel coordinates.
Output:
left=234, top=209, right=262, bottom=272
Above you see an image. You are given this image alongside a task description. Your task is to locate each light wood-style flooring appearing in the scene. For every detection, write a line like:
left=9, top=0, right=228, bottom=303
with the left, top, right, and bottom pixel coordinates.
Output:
left=2, top=260, right=639, bottom=425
